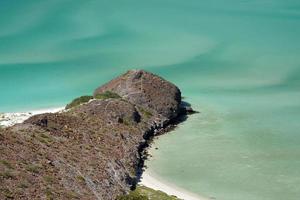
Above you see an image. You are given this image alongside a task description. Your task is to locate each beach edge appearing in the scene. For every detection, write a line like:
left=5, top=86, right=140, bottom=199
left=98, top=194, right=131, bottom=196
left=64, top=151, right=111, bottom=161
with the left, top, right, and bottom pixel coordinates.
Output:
left=140, top=171, right=208, bottom=200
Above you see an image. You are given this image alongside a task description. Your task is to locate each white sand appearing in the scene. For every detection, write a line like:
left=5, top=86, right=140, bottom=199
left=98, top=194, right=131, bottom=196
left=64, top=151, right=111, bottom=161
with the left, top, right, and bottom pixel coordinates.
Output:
left=140, top=171, right=209, bottom=200
left=0, top=107, right=64, bottom=127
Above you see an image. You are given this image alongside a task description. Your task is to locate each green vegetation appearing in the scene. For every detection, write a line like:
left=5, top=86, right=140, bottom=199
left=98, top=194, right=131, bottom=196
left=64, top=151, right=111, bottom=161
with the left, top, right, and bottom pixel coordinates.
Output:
left=0, top=160, right=13, bottom=169
left=1, top=188, right=14, bottom=199
left=44, top=175, right=55, bottom=184
left=66, top=95, right=93, bottom=109
left=0, top=171, right=14, bottom=179
left=45, top=187, right=54, bottom=200
left=121, top=117, right=134, bottom=126
left=94, top=91, right=121, bottom=100
left=26, top=164, right=41, bottom=173
left=117, top=186, right=181, bottom=200
left=76, top=175, right=85, bottom=183
left=18, top=182, right=29, bottom=189
left=117, top=190, right=147, bottom=200
left=139, top=108, right=153, bottom=118
left=65, top=92, right=121, bottom=109
left=65, top=191, right=80, bottom=199
left=37, top=132, right=54, bottom=145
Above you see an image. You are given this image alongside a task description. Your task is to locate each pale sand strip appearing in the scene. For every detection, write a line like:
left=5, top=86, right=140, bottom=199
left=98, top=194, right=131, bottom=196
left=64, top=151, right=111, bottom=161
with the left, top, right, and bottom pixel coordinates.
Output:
left=0, top=107, right=64, bottom=127
left=140, top=171, right=209, bottom=200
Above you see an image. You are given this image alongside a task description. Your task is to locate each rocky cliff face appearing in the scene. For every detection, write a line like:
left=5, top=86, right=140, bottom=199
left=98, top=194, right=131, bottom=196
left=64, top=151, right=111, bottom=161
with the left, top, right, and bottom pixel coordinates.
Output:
left=0, top=70, right=187, bottom=200
left=94, top=70, right=181, bottom=122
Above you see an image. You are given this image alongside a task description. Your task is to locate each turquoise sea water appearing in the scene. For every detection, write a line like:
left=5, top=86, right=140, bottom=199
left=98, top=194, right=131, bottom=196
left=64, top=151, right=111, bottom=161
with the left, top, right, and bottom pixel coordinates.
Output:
left=1, top=0, right=300, bottom=199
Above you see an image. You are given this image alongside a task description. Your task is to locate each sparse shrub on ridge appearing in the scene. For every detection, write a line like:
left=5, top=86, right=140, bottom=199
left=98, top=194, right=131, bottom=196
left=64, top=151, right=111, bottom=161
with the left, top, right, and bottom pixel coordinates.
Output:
left=0, top=171, right=14, bottom=179
left=66, top=92, right=121, bottom=109
left=116, top=190, right=148, bottom=200
left=0, top=160, right=13, bottom=169
left=1, top=188, right=14, bottom=199
left=139, top=107, right=152, bottom=118
left=116, top=186, right=180, bottom=200
left=94, top=91, right=121, bottom=100
left=65, top=95, right=94, bottom=109
left=26, top=164, right=41, bottom=174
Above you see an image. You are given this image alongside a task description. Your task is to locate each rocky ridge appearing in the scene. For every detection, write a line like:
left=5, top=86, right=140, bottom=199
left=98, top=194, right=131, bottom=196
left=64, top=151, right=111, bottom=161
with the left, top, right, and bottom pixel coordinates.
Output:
left=0, top=70, right=193, bottom=200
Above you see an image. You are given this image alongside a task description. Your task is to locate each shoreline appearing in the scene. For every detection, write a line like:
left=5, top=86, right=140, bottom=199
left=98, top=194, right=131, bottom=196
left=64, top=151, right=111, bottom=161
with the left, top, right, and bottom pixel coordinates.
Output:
left=0, top=107, right=65, bottom=127
left=140, top=170, right=208, bottom=200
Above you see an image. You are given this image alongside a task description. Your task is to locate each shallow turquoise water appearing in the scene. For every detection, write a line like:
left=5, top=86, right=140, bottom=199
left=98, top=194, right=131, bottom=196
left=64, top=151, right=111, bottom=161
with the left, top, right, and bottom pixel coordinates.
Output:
left=1, top=0, right=300, bottom=199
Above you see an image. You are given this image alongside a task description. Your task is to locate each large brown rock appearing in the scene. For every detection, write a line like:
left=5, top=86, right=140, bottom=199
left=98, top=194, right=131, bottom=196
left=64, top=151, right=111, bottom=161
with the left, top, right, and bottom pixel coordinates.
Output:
left=94, top=70, right=181, bottom=120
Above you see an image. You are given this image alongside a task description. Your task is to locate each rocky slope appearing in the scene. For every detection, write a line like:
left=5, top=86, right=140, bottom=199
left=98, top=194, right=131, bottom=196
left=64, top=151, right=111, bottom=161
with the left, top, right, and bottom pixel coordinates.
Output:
left=0, top=70, right=191, bottom=200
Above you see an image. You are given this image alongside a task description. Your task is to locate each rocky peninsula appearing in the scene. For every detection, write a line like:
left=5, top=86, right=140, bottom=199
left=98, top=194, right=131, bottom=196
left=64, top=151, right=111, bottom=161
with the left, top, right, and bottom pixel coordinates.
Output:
left=0, top=70, right=194, bottom=200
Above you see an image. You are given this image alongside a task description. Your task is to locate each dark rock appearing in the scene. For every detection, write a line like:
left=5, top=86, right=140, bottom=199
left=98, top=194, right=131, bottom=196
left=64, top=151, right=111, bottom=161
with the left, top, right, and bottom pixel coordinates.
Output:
left=179, top=101, right=199, bottom=115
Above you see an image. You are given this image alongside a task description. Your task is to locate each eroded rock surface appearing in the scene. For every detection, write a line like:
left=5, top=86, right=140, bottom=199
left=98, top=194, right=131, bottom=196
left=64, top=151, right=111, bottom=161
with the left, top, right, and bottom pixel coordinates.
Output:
left=94, top=70, right=181, bottom=120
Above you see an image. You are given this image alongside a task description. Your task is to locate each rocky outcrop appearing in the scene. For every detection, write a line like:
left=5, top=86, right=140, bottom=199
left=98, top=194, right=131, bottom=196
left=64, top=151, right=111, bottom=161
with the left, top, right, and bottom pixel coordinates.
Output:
left=0, top=70, right=191, bottom=200
left=94, top=70, right=181, bottom=121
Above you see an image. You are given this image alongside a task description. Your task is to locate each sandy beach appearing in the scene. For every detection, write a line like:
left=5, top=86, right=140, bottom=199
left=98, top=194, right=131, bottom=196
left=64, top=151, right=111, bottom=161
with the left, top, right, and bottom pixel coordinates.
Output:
left=140, top=171, right=209, bottom=200
left=0, top=107, right=65, bottom=127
